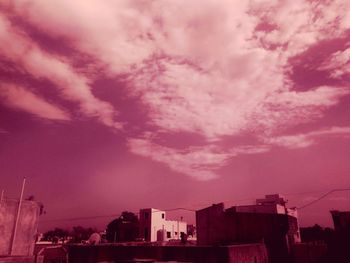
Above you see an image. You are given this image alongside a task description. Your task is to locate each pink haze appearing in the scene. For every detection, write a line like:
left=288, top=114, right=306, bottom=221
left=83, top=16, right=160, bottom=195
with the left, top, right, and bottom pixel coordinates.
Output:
left=0, top=0, right=350, bottom=231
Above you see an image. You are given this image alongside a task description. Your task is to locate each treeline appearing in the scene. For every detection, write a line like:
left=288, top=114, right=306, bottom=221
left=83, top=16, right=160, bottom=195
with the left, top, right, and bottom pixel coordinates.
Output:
left=42, top=226, right=97, bottom=244
left=42, top=211, right=139, bottom=244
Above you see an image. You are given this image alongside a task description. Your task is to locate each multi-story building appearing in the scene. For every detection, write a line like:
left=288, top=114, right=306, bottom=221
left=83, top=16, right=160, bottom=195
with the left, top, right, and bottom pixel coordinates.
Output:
left=196, top=194, right=300, bottom=263
left=139, top=208, right=187, bottom=242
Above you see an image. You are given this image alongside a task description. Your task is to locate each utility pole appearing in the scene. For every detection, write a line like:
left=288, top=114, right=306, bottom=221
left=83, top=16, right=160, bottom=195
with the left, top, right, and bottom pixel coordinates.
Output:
left=9, top=177, right=26, bottom=255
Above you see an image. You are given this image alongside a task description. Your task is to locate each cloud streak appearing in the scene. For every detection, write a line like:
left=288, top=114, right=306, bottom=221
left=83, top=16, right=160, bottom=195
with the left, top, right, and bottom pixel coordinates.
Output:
left=265, top=126, right=350, bottom=149
left=0, top=83, right=70, bottom=121
left=128, top=137, right=269, bottom=180
left=0, top=13, right=121, bottom=129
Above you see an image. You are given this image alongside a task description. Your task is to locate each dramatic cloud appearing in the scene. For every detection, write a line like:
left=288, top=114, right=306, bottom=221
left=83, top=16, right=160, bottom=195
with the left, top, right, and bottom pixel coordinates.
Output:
left=1, top=0, right=349, bottom=180
left=0, top=84, right=70, bottom=121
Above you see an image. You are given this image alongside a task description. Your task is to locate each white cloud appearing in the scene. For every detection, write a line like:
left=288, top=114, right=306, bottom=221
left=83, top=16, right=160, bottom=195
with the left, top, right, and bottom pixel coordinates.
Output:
left=0, top=83, right=70, bottom=121
left=1, top=0, right=349, bottom=180
left=319, top=48, right=350, bottom=78
left=0, top=13, right=121, bottom=128
left=128, top=137, right=269, bottom=180
left=265, top=126, right=350, bottom=149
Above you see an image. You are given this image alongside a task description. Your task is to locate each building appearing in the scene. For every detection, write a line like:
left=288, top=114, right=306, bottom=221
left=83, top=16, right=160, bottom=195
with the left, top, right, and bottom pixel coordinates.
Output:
left=330, top=210, right=350, bottom=232
left=196, top=194, right=300, bottom=263
left=329, top=210, right=350, bottom=261
left=0, top=198, right=41, bottom=262
left=237, top=194, right=299, bottom=219
left=139, top=208, right=187, bottom=242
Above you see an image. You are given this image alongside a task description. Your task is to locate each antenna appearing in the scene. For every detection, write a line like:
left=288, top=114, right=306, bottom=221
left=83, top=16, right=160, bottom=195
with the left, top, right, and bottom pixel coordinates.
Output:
left=9, top=177, right=26, bottom=255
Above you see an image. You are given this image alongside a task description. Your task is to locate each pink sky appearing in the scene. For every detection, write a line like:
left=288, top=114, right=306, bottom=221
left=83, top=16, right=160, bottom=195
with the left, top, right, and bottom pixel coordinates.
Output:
left=1, top=0, right=350, bottom=231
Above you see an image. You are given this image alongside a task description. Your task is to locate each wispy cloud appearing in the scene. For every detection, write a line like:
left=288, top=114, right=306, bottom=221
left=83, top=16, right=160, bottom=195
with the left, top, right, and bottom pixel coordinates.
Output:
left=0, top=13, right=121, bottom=129
left=0, top=128, right=9, bottom=134
left=0, top=83, right=70, bottom=121
left=265, top=126, right=350, bottom=149
left=128, top=137, right=269, bottom=181
left=319, top=48, right=350, bottom=78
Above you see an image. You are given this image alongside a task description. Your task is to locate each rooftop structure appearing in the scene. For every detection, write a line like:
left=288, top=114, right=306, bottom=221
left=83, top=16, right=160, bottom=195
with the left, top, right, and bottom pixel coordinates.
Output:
left=236, top=194, right=298, bottom=219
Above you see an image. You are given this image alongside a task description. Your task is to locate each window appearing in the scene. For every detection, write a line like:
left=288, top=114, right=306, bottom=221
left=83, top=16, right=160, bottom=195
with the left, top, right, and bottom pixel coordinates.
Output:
left=167, top=231, right=171, bottom=238
left=175, top=232, right=178, bottom=235
left=144, top=227, right=148, bottom=239
left=144, top=212, right=149, bottom=219
left=161, top=213, right=165, bottom=219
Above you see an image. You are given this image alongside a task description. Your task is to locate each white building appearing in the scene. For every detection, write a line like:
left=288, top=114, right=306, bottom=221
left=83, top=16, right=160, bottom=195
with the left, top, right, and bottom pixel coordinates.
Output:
left=139, top=208, right=187, bottom=242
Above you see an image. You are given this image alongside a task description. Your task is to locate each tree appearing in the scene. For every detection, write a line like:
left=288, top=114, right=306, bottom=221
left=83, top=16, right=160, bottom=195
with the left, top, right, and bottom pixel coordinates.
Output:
left=70, top=226, right=97, bottom=243
left=43, top=228, right=69, bottom=243
left=106, top=211, right=139, bottom=242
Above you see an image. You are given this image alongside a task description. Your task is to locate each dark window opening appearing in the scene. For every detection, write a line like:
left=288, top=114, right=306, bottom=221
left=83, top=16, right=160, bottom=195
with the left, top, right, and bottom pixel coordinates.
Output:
left=144, top=227, right=148, bottom=239
left=162, top=213, right=165, bottom=219
left=167, top=231, right=171, bottom=238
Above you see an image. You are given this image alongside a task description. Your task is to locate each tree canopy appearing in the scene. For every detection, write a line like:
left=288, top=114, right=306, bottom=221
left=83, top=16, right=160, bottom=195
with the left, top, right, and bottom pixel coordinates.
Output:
left=106, top=211, right=139, bottom=242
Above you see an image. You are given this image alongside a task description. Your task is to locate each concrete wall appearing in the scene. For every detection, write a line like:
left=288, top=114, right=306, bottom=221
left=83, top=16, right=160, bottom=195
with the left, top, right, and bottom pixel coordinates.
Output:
left=67, top=243, right=268, bottom=263
left=163, top=220, right=187, bottom=240
left=0, top=199, right=40, bottom=256
left=0, top=256, right=35, bottom=263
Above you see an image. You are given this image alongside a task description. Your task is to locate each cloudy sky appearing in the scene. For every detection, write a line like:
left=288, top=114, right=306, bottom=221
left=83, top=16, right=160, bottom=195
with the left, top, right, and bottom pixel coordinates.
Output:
left=1, top=0, right=350, bottom=231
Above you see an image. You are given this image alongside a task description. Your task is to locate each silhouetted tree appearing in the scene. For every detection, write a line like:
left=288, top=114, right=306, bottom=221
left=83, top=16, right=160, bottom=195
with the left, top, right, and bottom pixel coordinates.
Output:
left=300, top=224, right=330, bottom=243
left=43, top=228, right=69, bottom=243
left=70, top=226, right=97, bottom=243
left=106, top=211, right=139, bottom=242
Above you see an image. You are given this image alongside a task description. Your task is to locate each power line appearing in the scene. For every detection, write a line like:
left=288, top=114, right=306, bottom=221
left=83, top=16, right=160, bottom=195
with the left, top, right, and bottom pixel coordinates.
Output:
left=297, top=188, right=350, bottom=210
left=40, top=188, right=350, bottom=223
left=40, top=214, right=122, bottom=223
left=40, top=207, right=196, bottom=223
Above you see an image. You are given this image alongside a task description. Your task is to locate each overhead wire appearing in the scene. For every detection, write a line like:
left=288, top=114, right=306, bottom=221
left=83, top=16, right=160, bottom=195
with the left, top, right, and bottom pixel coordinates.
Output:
left=40, top=188, right=350, bottom=223
left=297, top=188, right=350, bottom=210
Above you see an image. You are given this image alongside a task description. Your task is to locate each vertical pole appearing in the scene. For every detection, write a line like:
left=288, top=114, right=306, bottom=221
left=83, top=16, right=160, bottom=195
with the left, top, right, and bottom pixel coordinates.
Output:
left=10, top=177, right=26, bottom=255
left=177, top=220, right=179, bottom=240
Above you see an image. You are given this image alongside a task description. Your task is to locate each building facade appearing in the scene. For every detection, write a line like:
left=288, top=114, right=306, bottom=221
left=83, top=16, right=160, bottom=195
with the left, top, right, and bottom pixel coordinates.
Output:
left=139, top=208, right=187, bottom=242
left=196, top=194, right=300, bottom=263
left=330, top=210, right=350, bottom=232
left=0, top=198, right=40, bottom=256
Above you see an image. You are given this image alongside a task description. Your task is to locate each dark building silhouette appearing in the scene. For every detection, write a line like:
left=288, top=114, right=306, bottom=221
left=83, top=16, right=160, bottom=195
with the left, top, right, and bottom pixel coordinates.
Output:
left=196, top=195, right=300, bottom=263
left=330, top=210, right=350, bottom=232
